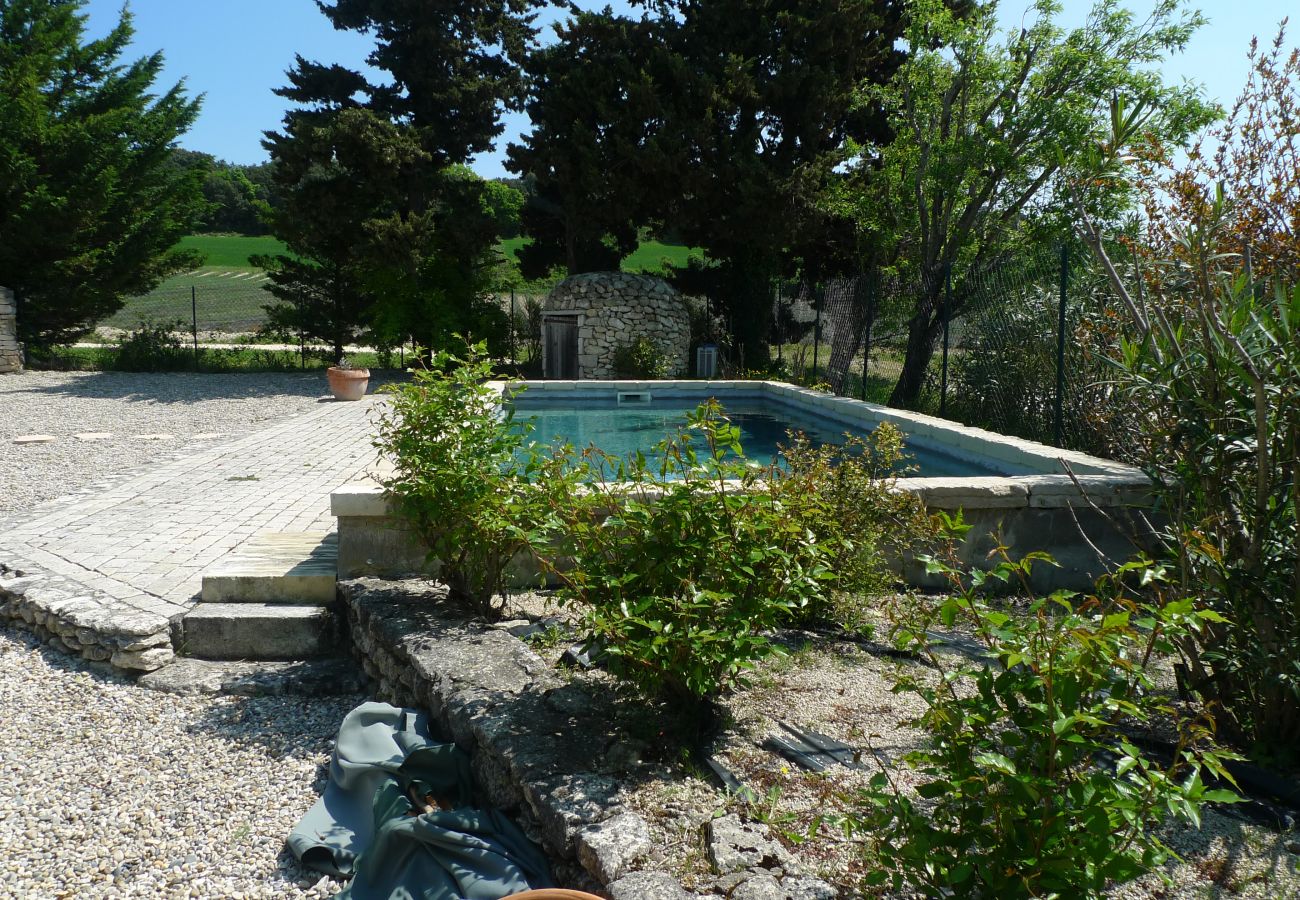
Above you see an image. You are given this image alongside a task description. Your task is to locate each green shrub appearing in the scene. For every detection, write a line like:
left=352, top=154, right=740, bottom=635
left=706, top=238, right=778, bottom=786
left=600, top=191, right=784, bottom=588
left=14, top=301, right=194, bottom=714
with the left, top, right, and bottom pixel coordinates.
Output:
left=113, top=320, right=190, bottom=372
left=611, top=336, right=672, bottom=379
left=541, top=400, right=833, bottom=711
left=850, top=519, right=1239, bottom=898
left=374, top=340, right=574, bottom=620
left=779, top=423, right=933, bottom=629
left=1070, top=89, right=1300, bottom=753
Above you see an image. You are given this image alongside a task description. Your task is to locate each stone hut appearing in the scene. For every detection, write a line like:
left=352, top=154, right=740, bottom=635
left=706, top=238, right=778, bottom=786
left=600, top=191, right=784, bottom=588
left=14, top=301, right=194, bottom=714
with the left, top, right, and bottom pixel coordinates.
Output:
left=541, top=272, right=690, bottom=379
left=0, top=286, right=22, bottom=373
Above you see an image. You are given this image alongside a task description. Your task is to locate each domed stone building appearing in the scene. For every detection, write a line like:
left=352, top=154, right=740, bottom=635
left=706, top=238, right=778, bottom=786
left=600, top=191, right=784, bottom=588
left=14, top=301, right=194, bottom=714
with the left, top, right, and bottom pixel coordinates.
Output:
left=541, top=272, right=691, bottom=379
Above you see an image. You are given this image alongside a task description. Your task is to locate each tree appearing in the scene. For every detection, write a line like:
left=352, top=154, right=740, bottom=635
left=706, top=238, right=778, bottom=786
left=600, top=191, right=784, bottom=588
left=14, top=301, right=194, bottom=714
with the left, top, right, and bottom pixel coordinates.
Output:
left=260, top=0, right=540, bottom=354
left=655, top=0, right=918, bottom=368
left=0, top=0, right=204, bottom=346
left=839, top=0, right=1215, bottom=407
left=507, top=8, right=681, bottom=278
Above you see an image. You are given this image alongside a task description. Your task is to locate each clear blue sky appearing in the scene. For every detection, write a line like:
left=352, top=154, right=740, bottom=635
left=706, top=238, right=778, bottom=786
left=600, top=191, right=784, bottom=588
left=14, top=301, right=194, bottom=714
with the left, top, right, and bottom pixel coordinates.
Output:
left=80, top=0, right=1295, bottom=179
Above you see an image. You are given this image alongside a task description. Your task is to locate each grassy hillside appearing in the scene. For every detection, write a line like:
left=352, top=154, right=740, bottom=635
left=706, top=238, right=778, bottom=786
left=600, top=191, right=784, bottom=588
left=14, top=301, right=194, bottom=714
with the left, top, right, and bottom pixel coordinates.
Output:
left=179, top=234, right=287, bottom=267
left=182, top=233, right=702, bottom=276
left=497, top=237, right=702, bottom=275
left=109, top=234, right=705, bottom=333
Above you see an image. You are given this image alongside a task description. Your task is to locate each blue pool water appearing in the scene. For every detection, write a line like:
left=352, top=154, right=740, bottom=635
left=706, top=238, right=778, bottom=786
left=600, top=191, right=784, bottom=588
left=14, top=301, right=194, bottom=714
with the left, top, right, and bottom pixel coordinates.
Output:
left=510, top=397, right=1010, bottom=478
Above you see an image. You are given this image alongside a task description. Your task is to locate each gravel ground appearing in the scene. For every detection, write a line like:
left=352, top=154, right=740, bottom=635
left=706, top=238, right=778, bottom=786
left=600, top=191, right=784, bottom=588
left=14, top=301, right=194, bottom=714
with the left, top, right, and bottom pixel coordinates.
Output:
left=509, top=592, right=1300, bottom=897
left=0, top=625, right=363, bottom=899
left=0, top=371, right=351, bottom=519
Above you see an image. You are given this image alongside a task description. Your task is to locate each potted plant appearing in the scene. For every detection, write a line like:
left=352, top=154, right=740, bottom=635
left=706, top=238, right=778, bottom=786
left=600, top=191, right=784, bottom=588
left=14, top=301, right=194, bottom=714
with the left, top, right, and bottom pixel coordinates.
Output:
left=327, top=357, right=370, bottom=401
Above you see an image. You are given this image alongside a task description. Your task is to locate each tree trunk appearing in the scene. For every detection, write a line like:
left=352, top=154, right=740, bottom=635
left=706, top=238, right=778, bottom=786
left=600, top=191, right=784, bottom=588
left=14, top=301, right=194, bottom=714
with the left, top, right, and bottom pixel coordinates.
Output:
left=723, top=257, right=774, bottom=372
left=889, top=308, right=943, bottom=409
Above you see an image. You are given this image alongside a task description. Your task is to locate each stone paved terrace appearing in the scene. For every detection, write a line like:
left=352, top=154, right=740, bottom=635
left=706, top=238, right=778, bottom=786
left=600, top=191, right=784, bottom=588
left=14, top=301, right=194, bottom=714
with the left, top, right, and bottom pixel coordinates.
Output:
left=0, top=396, right=384, bottom=669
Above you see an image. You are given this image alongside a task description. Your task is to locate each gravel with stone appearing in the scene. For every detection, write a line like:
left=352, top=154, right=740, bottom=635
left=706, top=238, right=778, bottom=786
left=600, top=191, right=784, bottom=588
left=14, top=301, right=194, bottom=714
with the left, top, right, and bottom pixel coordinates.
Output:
left=0, top=624, right=361, bottom=899
left=0, top=371, right=341, bottom=521
left=508, top=593, right=1300, bottom=897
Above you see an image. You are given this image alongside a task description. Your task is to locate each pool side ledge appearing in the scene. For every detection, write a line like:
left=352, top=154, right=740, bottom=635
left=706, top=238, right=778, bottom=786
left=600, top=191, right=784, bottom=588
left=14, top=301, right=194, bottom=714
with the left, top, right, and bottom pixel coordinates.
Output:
left=334, top=380, right=1156, bottom=592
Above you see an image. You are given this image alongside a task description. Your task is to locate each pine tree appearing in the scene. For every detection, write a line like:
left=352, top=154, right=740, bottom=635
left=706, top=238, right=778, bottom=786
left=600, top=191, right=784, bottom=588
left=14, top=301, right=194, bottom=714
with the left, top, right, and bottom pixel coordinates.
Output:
left=0, top=0, right=204, bottom=346
left=260, top=0, right=541, bottom=353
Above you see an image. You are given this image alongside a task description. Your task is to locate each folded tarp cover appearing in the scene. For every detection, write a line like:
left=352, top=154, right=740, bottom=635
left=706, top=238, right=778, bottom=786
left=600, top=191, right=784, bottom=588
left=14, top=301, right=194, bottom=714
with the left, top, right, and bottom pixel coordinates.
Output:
left=288, top=701, right=554, bottom=900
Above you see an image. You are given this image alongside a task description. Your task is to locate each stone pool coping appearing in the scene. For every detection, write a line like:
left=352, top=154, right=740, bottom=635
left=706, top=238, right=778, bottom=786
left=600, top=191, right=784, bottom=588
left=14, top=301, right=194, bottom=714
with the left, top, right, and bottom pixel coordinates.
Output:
left=333, top=380, right=1155, bottom=590
left=334, top=379, right=1150, bottom=514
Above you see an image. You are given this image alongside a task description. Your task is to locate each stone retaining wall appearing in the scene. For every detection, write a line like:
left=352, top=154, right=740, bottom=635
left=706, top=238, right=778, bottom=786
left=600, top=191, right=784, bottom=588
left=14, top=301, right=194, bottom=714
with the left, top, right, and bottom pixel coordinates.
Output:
left=0, top=562, right=176, bottom=671
left=343, top=577, right=834, bottom=899
left=0, top=286, right=22, bottom=373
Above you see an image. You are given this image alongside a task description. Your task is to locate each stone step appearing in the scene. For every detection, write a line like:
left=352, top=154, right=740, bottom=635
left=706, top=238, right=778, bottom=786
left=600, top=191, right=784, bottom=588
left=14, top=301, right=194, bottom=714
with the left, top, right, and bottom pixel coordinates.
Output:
left=201, top=531, right=337, bottom=604
left=176, top=603, right=340, bottom=661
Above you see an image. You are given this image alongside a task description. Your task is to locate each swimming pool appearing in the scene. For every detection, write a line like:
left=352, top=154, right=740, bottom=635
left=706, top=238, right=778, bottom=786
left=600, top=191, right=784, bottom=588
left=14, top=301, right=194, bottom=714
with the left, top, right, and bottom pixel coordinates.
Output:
left=510, top=396, right=1013, bottom=478
left=333, top=379, right=1153, bottom=591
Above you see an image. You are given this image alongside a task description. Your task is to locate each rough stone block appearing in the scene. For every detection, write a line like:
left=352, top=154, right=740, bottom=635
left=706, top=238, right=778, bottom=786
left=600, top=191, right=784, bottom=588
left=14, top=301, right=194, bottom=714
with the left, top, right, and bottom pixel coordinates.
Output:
left=576, top=812, right=652, bottom=883
left=607, top=871, right=691, bottom=900
left=177, top=603, right=338, bottom=660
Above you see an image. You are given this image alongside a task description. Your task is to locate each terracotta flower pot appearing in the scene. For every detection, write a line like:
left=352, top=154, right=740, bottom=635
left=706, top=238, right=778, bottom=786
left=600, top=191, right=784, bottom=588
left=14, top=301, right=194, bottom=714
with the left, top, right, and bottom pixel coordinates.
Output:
left=327, top=366, right=370, bottom=401
left=499, top=891, right=605, bottom=900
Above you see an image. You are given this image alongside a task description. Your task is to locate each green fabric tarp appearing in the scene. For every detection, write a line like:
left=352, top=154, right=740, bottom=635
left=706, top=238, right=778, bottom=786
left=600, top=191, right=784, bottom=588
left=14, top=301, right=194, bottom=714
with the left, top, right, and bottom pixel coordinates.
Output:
left=288, top=701, right=554, bottom=900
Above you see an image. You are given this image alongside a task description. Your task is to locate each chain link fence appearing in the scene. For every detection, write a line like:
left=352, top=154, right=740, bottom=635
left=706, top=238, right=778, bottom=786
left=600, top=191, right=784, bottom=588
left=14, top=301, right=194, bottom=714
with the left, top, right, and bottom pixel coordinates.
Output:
left=769, top=244, right=1117, bottom=455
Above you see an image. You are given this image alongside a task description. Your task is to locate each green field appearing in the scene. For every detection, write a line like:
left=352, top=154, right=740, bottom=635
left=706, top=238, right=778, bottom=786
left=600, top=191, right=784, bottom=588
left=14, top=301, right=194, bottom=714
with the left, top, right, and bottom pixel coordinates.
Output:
left=107, top=234, right=702, bottom=333
left=496, top=237, right=701, bottom=274
left=179, top=234, right=287, bottom=267
left=180, top=233, right=701, bottom=275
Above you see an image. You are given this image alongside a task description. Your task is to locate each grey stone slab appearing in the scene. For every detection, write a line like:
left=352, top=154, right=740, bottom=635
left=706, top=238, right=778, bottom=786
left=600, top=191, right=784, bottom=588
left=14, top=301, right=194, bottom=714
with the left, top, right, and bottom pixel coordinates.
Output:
left=176, top=603, right=339, bottom=660
left=200, top=531, right=337, bottom=603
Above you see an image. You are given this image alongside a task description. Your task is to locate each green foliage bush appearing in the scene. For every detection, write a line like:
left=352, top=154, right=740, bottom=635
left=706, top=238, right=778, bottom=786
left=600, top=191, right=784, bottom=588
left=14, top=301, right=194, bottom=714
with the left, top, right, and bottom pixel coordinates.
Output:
left=611, top=336, right=672, bottom=379
left=374, top=341, right=573, bottom=620
left=112, top=321, right=190, bottom=372
left=541, top=401, right=834, bottom=710
left=1072, top=91, right=1300, bottom=753
left=852, top=519, right=1239, bottom=897
left=779, top=423, right=932, bottom=629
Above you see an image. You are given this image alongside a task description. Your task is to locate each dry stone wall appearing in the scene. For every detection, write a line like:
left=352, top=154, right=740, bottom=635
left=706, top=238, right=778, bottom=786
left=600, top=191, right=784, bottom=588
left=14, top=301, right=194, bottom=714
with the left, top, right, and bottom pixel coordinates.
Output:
left=545, top=272, right=690, bottom=379
left=0, top=286, right=21, bottom=373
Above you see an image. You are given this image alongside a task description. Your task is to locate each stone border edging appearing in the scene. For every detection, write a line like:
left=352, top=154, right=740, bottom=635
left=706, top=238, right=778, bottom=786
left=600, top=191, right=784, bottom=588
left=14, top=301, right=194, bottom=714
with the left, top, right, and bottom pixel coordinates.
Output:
left=343, top=577, right=841, bottom=898
left=0, top=557, right=174, bottom=671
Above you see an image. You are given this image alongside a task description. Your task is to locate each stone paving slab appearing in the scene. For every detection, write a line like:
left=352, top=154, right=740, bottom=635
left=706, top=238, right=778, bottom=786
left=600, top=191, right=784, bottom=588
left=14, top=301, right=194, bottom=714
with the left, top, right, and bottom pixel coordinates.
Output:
left=0, top=397, right=387, bottom=669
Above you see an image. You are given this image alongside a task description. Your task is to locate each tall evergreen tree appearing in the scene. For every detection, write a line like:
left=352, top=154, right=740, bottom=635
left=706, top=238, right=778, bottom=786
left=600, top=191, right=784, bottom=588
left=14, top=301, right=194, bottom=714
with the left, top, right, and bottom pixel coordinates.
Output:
left=0, top=0, right=204, bottom=346
left=261, top=0, right=541, bottom=353
left=507, top=9, right=683, bottom=279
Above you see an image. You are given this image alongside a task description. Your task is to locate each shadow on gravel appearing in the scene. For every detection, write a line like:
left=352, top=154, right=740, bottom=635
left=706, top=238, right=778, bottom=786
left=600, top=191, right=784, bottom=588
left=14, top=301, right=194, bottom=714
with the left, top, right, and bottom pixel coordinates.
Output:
left=0, top=621, right=135, bottom=685
left=185, top=690, right=368, bottom=761
left=8, top=371, right=333, bottom=404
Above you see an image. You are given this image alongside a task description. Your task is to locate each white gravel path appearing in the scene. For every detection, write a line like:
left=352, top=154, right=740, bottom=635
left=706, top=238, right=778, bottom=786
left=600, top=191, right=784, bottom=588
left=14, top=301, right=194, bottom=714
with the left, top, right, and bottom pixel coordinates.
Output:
left=0, top=626, right=361, bottom=899
left=0, top=372, right=341, bottom=520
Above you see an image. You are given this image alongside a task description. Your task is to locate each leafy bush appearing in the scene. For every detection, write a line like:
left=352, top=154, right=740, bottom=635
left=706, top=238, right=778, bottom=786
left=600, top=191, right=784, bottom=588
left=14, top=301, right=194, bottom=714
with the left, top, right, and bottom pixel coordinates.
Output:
left=851, top=521, right=1239, bottom=897
left=779, top=423, right=933, bottom=629
left=374, top=340, right=574, bottom=619
left=112, top=320, right=191, bottom=372
left=1070, top=63, right=1300, bottom=752
left=540, top=400, right=833, bottom=711
left=611, top=336, right=672, bottom=379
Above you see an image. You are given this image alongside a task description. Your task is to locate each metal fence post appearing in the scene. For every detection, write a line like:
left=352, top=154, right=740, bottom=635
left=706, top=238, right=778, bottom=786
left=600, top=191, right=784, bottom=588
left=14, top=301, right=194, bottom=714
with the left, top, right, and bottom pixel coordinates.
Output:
left=1054, top=243, right=1069, bottom=447
left=861, top=271, right=875, bottom=402
left=939, top=265, right=951, bottom=418
left=510, top=289, right=517, bottom=366
left=191, top=285, right=199, bottom=371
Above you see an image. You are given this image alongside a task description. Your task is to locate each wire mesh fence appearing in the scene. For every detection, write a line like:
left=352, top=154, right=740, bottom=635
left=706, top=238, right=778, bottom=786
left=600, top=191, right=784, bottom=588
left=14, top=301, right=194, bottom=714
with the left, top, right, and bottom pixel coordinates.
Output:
left=769, top=243, right=1116, bottom=454
left=86, top=248, right=1118, bottom=451
left=102, top=272, right=278, bottom=337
